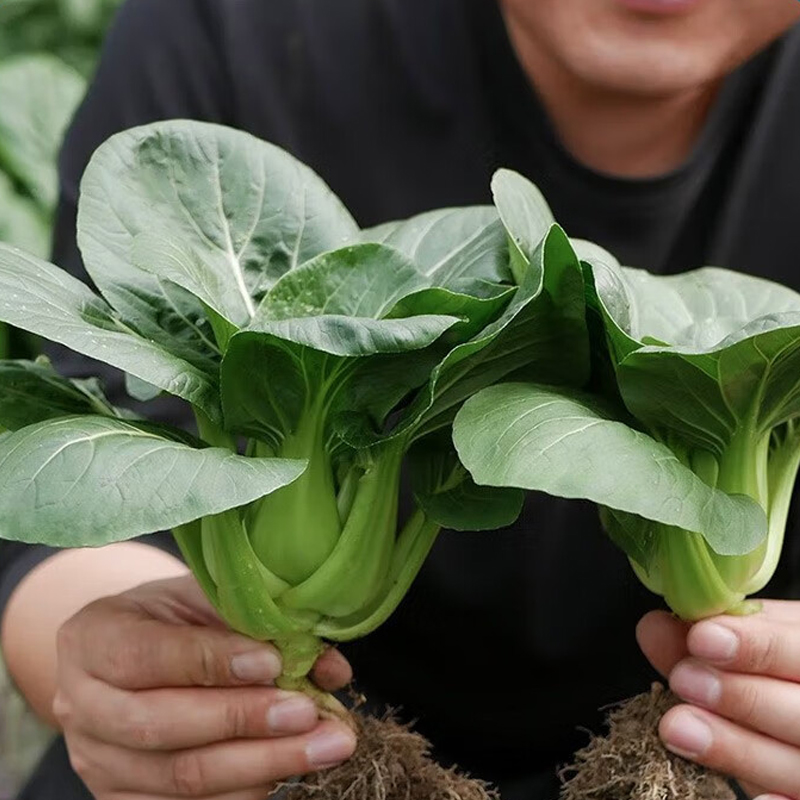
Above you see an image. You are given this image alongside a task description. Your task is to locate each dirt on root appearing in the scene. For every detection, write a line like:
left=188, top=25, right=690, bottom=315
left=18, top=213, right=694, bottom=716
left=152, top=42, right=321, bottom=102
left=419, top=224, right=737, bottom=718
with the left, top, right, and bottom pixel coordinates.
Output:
left=558, top=684, right=735, bottom=800
left=279, top=710, right=498, bottom=800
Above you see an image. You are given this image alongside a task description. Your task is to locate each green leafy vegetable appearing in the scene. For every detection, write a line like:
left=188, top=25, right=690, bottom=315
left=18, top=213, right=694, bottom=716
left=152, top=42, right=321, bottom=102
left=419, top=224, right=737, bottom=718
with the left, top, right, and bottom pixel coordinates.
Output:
left=455, top=249, right=800, bottom=620
left=0, top=121, right=588, bottom=705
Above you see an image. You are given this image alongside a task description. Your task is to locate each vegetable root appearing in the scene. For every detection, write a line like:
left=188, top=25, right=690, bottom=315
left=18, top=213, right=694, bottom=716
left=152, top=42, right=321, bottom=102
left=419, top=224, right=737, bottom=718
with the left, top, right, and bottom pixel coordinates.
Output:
left=279, top=709, right=497, bottom=800
left=558, top=684, right=734, bottom=800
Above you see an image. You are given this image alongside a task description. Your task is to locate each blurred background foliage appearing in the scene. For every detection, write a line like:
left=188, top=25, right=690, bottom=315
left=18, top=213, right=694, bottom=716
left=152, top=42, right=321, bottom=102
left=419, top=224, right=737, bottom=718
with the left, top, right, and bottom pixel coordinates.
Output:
left=0, top=0, right=121, bottom=75
left=0, top=3, right=121, bottom=793
left=0, top=0, right=121, bottom=359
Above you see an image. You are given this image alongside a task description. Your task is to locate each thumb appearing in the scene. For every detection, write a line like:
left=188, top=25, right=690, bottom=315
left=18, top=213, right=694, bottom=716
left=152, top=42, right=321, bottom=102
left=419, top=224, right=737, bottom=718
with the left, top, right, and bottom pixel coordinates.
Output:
left=636, top=610, right=690, bottom=678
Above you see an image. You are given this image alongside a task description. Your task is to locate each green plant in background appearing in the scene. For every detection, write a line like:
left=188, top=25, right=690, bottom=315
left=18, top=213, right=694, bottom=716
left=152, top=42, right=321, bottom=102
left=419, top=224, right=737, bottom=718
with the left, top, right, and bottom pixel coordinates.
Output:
left=0, top=0, right=121, bottom=77
left=0, top=57, right=85, bottom=258
left=0, top=56, right=84, bottom=360
left=0, top=0, right=122, bottom=359
left=454, top=235, right=800, bottom=622
left=0, top=121, right=589, bottom=707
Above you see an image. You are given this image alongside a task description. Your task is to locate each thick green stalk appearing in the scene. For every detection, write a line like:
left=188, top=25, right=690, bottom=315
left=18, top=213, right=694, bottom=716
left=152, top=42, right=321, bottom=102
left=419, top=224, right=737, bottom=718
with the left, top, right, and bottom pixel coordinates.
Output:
left=336, top=464, right=361, bottom=525
left=280, top=439, right=407, bottom=618
left=319, top=509, right=441, bottom=640
left=172, top=519, right=219, bottom=607
left=744, top=426, right=800, bottom=594
left=200, top=510, right=322, bottom=648
left=710, top=428, right=771, bottom=591
left=715, top=427, right=770, bottom=508
left=248, top=406, right=341, bottom=584
left=659, top=526, right=746, bottom=621
left=199, top=513, right=340, bottom=691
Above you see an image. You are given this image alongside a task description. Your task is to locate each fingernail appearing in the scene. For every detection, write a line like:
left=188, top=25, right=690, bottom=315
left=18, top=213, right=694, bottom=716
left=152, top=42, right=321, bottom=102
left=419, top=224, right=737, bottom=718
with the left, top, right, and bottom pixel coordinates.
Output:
left=230, top=649, right=282, bottom=683
left=670, top=661, right=722, bottom=707
left=306, top=729, right=356, bottom=768
left=662, top=709, right=713, bottom=758
left=267, top=695, right=317, bottom=734
left=689, top=622, right=739, bottom=663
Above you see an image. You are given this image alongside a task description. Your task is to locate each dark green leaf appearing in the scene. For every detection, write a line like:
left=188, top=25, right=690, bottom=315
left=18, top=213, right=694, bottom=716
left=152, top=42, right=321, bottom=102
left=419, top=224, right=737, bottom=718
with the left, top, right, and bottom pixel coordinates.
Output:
left=361, top=207, right=511, bottom=288
left=339, top=224, right=589, bottom=446
left=78, top=120, right=359, bottom=357
left=409, top=438, right=524, bottom=532
left=0, top=244, right=220, bottom=419
left=453, top=382, right=766, bottom=557
left=132, top=234, right=254, bottom=329
left=255, top=244, right=429, bottom=322
left=245, top=314, right=459, bottom=358
left=387, top=284, right=514, bottom=342
left=589, top=262, right=800, bottom=443
left=416, top=478, right=524, bottom=532
left=221, top=314, right=459, bottom=441
left=491, top=169, right=554, bottom=281
left=0, top=359, right=116, bottom=430
left=0, top=416, right=305, bottom=547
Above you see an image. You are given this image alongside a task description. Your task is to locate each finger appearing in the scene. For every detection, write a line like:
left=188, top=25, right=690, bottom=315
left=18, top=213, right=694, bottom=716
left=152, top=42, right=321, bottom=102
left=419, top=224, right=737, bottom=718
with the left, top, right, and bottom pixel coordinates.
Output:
left=65, top=677, right=319, bottom=750
left=659, top=704, right=800, bottom=799
left=113, top=789, right=272, bottom=800
left=78, top=720, right=356, bottom=796
left=670, top=658, right=800, bottom=747
left=753, top=600, right=800, bottom=623
left=312, top=648, right=352, bottom=692
left=739, top=781, right=771, bottom=799
left=636, top=610, right=690, bottom=678
left=687, top=616, right=800, bottom=681
left=60, top=604, right=283, bottom=689
left=755, top=794, right=797, bottom=800
left=752, top=795, right=797, bottom=800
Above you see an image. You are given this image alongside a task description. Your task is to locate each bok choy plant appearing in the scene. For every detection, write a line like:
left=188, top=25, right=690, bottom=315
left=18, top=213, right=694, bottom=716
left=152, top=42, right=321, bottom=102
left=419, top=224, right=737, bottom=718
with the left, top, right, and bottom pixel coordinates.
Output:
left=454, top=221, right=800, bottom=622
left=0, top=121, right=588, bottom=708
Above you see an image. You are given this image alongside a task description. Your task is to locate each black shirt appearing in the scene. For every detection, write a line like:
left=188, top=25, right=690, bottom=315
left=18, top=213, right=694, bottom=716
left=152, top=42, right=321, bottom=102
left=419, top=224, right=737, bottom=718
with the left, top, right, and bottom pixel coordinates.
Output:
left=3, top=1, right=800, bottom=797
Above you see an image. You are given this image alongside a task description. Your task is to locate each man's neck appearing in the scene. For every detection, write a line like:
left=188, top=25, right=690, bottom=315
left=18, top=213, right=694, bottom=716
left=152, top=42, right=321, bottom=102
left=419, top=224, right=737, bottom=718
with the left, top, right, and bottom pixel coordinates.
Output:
left=502, top=8, right=721, bottom=179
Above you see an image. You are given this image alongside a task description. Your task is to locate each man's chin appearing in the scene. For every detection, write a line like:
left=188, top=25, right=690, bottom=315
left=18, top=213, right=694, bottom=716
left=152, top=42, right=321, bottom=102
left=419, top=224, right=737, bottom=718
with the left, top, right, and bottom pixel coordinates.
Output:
left=501, top=0, right=800, bottom=97
left=557, top=36, right=728, bottom=97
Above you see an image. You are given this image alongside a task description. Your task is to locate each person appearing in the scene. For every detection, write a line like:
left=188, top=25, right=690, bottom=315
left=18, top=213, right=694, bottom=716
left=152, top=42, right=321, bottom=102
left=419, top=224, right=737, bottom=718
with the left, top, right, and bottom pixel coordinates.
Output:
left=2, top=0, right=800, bottom=798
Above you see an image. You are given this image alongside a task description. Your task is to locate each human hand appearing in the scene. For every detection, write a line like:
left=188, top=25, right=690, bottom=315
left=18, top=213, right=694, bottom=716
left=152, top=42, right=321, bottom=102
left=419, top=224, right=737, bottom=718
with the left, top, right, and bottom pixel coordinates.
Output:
left=53, top=574, right=356, bottom=799
left=637, top=601, right=800, bottom=800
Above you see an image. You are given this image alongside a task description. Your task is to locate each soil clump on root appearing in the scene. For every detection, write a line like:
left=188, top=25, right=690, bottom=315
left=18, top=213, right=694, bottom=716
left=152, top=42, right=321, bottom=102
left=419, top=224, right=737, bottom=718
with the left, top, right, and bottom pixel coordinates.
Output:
left=280, top=711, right=498, bottom=800
left=559, top=684, right=735, bottom=800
